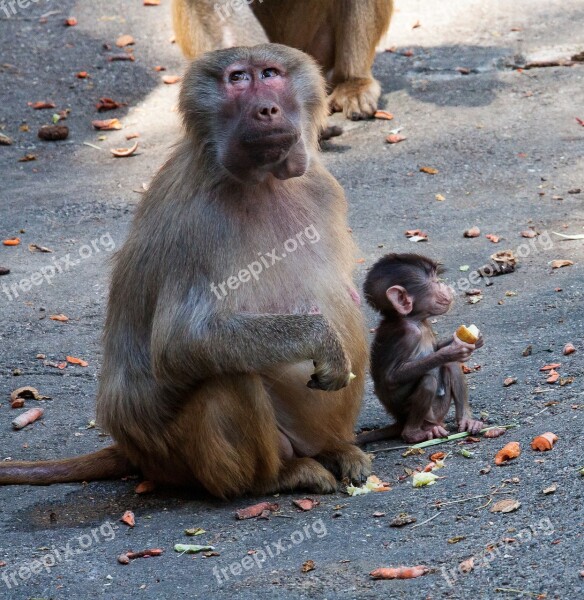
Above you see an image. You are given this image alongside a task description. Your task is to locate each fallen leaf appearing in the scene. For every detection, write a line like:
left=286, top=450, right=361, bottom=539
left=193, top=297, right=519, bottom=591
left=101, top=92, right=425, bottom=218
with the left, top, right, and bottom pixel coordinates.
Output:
left=76, top=71, right=89, bottom=79
left=563, top=343, right=576, bottom=355
left=135, top=480, right=156, bottom=494
left=546, top=370, right=559, bottom=384
left=448, top=536, right=466, bottom=544
left=144, top=0, right=161, bottom=4
left=568, top=188, right=581, bottom=194
left=370, top=565, right=430, bottom=580
left=405, top=229, right=428, bottom=242
left=2, top=238, right=20, bottom=246
left=420, top=166, right=438, bottom=175
left=29, top=243, right=53, bottom=253
left=301, top=560, right=315, bottom=573
left=108, top=54, right=135, bottom=62
left=92, top=118, right=122, bottom=130
left=389, top=513, right=416, bottom=527
left=293, top=498, right=319, bottom=511
left=495, top=442, right=521, bottom=465
left=430, top=452, right=446, bottom=462
left=96, top=97, right=126, bottom=112
left=18, top=153, right=36, bottom=162
left=491, top=499, right=521, bottom=513
left=385, top=133, right=406, bottom=144
left=551, top=260, right=573, bottom=269
left=236, top=502, right=279, bottom=520
left=435, top=193, right=445, bottom=201
left=456, top=66, right=471, bottom=75
left=120, top=510, right=135, bottom=527
left=116, top=35, right=135, bottom=48
left=64, top=17, right=77, bottom=26
left=174, top=544, right=215, bottom=554
left=531, top=432, right=558, bottom=451
left=486, top=234, right=500, bottom=243
left=412, top=472, right=438, bottom=487
left=503, top=377, right=517, bottom=387
left=126, top=132, right=140, bottom=140
left=28, top=101, right=56, bottom=110
left=543, top=484, right=557, bottom=495
left=483, top=427, right=507, bottom=439
left=0, top=133, right=13, bottom=145
left=402, top=49, right=414, bottom=57
left=50, top=314, right=69, bottom=322
left=66, top=356, right=89, bottom=367
left=540, top=363, right=561, bottom=372
left=374, top=110, right=394, bottom=120
left=464, top=226, right=481, bottom=238
left=521, top=230, right=537, bottom=238
left=412, top=20, right=421, bottom=29
left=185, top=527, right=205, bottom=536
left=372, top=511, right=385, bottom=518
left=162, top=75, right=181, bottom=84
left=111, top=141, right=139, bottom=158
left=10, top=386, right=50, bottom=402
left=480, top=465, right=492, bottom=475
left=154, top=65, right=166, bottom=71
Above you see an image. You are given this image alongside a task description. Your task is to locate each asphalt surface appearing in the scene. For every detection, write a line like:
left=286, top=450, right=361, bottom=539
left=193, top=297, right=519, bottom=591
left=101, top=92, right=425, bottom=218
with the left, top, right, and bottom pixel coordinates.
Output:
left=0, top=1, right=583, bottom=599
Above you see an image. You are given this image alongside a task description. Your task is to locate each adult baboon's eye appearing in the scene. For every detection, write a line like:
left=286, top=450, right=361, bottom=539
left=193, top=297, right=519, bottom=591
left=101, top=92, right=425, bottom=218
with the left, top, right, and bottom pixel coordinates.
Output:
left=229, top=71, right=248, bottom=82
left=261, top=68, right=280, bottom=78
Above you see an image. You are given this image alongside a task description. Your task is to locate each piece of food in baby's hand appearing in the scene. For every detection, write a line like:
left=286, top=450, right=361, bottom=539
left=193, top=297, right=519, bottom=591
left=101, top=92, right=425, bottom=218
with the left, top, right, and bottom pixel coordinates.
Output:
left=455, top=324, right=480, bottom=344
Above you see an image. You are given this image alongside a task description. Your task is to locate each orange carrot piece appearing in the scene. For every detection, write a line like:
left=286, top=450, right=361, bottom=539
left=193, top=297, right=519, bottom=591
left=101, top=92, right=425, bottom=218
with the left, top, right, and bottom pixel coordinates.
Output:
left=66, top=356, right=89, bottom=367
left=2, top=238, right=20, bottom=246
left=370, top=565, right=430, bottom=580
left=12, top=407, right=44, bottom=430
left=530, top=432, right=558, bottom=451
left=494, top=441, right=521, bottom=465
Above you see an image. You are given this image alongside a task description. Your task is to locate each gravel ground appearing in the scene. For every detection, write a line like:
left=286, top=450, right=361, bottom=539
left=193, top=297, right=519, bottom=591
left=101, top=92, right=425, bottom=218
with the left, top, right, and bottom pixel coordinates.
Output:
left=0, top=1, right=582, bottom=599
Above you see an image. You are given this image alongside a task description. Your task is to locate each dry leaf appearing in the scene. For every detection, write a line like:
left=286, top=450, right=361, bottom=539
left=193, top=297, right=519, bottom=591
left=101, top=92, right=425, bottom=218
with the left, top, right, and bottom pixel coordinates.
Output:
left=435, top=193, right=445, bottom=201
left=144, top=0, right=161, bottom=4
left=389, top=514, right=416, bottom=527
left=10, top=386, right=50, bottom=402
left=135, top=480, right=156, bottom=494
left=485, top=234, right=500, bottom=243
left=543, top=484, right=557, bottom=495
left=116, top=35, right=135, bottom=48
left=108, top=54, right=135, bottom=62
left=464, top=226, right=481, bottom=238
left=111, top=141, right=139, bottom=158
left=459, top=557, right=474, bottom=573
left=29, top=100, right=56, bottom=110
left=563, top=343, right=576, bottom=355
left=292, top=498, right=319, bottom=511
left=66, top=356, right=89, bottom=367
left=370, top=566, right=430, bottom=580
left=521, top=230, right=537, bottom=238
left=29, top=243, right=53, bottom=253
left=236, top=502, right=279, bottom=520
left=546, top=370, right=559, bottom=384
left=301, top=560, right=315, bottom=573
left=503, top=377, right=517, bottom=387
left=531, top=432, right=558, bottom=451
left=120, top=510, right=135, bottom=527
left=386, top=133, right=406, bottom=144
left=420, top=166, right=438, bottom=175
left=76, top=71, right=89, bottom=79
left=540, top=363, right=561, bottom=372
left=0, top=133, right=13, bottom=145
left=491, top=499, right=521, bottom=513
left=64, top=17, right=77, bottom=26
left=19, top=154, right=37, bottom=162
left=126, top=132, right=140, bottom=140
left=405, top=229, right=428, bottom=242
left=430, top=452, right=446, bottom=461
left=50, top=314, right=69, bottom=322
left=92, top=118, right=122, bottom=130
left=96, top=97, right=126, bottom=112
left=495, top=442, right=521, bottom=465
left=162, top=75, right=181, bottom=85
left=551, top=260, right=573, bottom=269
left=374, top=110, right=394, bottom=120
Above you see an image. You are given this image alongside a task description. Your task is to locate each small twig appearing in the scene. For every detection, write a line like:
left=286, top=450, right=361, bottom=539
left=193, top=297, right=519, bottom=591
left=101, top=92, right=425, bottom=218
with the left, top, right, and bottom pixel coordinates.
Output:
left=495, top=587, right=543, bottom=597
left=411, top=511, right=440, bottom=529
left=273, top=514, right=294, bottom=519
left=370, top=444, right=411, bottom=453
left=433, top=487, right=512, bottom=508
left=533, top=406, right=549, bottom=417
left=83, top=142, right=104, bottom=150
